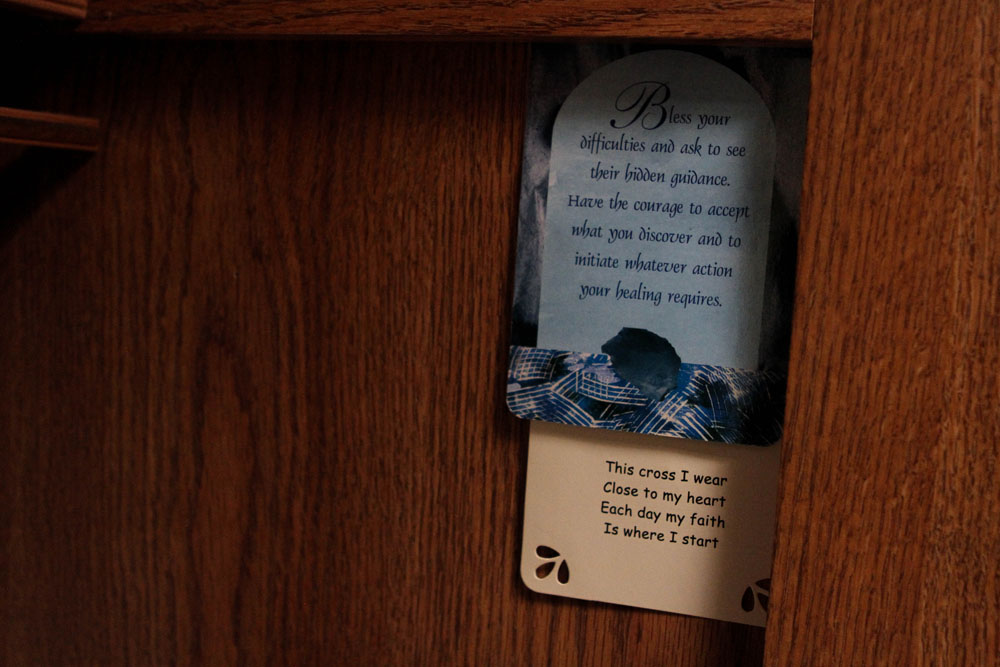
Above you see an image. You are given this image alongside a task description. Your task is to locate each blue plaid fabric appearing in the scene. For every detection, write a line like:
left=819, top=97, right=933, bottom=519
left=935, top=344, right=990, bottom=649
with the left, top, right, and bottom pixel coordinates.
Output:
left=507, top=346, right=783, bottom=446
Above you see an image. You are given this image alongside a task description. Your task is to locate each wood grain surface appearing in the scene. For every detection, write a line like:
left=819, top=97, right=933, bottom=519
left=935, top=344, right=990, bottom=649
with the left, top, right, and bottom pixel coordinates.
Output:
left=766, top=0, right=1000, bottom=664
left=0, top=107, right=99, bottom=151
left=78, top=0, right=813, bottom=44
left=0, top=0, right=86, bottom=19
left=1, top=40, right=766, bottom=665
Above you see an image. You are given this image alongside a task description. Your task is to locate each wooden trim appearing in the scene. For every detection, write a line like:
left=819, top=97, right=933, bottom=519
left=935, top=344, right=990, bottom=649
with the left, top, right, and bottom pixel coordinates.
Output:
left=79, top=0, right=813, bottom=44
left=0, top=0, right=87, bottom=19
left=0, top=107, right=100, bottom=151
left=766, top=0, right=1000, bottom=663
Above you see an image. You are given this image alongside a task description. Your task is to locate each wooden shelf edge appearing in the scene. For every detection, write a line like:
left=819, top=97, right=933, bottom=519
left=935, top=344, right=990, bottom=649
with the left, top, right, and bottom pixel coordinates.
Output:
left=0, top=107, right=100, bottom=152
left=77, top=0, right=813, bottom=45
left=0, top=0, right=87, bottom=19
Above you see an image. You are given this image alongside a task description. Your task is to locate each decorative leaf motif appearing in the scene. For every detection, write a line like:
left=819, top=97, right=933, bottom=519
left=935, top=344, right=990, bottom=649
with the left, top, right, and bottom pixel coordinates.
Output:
left=741, top=577, right=771, bottom=614
left=535, top=544, right=570, bottom=585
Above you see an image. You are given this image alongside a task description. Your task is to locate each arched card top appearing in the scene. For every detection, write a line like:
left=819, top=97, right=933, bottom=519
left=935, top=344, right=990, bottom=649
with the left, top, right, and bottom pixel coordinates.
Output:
left=537, top=50, right=776, bottom=371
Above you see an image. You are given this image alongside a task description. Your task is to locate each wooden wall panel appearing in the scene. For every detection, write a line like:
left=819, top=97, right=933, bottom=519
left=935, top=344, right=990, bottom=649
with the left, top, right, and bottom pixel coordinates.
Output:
left=78, top=0, right=813, bottom=44
left=766, top=0, right=1000, bottom=664
left=0, top=40, right=765, bottom=665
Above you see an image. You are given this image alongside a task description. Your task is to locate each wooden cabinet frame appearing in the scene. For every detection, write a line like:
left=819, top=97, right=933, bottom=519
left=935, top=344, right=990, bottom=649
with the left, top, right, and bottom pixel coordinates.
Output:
left=2, top=1, right=996, bottom=664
